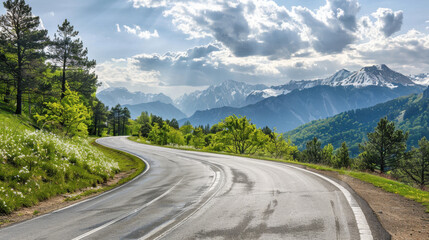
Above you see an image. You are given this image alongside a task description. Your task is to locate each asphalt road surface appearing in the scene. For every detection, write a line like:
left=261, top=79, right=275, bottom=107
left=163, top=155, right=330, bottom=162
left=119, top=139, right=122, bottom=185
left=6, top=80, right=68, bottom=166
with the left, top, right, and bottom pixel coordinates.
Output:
left=0, top=136, right=389, bottom=240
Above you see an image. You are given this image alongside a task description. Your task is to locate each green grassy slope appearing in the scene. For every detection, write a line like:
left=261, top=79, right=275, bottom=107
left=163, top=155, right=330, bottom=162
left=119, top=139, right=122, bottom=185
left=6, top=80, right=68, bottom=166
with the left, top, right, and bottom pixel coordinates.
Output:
left=0, top=110, right=120, bottom=214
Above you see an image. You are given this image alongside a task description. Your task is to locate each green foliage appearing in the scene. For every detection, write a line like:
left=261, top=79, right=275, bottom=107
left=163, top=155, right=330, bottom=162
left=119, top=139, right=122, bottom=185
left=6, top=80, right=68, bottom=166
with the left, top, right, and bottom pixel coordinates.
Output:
left=148, top=122, right=170, bottom=145
left=0, top=0, right=48, bottom=114
left=34, top=85, right=91, bottom=137
left=333, top=142, right=351, bottom=169
left=215, top=115, right=266, bottom=154
left=191, top=127, right=205, bottom=149
left=360, top=117, right=408, bottom=173
left=265, top=132, right=297, bottom=160
left=397, top=137, right=429, bottom=188
left=322, top=144, right=334, bottom=165
left=302, top=137, right=323, bottom=163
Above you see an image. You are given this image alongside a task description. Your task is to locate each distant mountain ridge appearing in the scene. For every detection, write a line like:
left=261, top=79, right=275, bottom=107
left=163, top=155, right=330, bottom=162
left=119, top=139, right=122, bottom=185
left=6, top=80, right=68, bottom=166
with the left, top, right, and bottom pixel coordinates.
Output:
left=97, top=87, right=173, bottom=108
left=123, top=101, right=186, bottom=120
left=174, top=80, right=267, bottom=116
left=180, top=85, right=425, bottom=132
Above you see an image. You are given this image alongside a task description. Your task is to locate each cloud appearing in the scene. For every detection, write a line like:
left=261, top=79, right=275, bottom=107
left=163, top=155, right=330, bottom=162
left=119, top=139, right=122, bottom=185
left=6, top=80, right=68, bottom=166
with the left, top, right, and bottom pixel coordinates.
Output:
left=123, top=25, right=159, bottom=39
left=103, top=0, right=429, bottom=96
left=131, top=0, right=167, bottom=8
left=116, top=24, right=121, bottom=32
left=372, top=8, right=403, bottom=37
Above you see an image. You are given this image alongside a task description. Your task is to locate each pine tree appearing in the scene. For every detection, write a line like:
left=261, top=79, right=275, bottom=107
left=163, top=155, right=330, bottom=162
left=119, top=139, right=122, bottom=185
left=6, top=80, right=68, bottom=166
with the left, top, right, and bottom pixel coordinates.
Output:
left=360, top=117, right=408, bottom=173
left=334, top=142, right=351, bottom=169
left=0, top=0, right=48, bottom=114
left=49, top=19, right=95, bottom=99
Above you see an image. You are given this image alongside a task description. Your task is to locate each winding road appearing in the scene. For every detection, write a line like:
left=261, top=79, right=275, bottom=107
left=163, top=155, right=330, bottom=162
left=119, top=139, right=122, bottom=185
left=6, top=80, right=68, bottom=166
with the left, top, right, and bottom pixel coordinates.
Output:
left=0, top=136, right=389, bottom=239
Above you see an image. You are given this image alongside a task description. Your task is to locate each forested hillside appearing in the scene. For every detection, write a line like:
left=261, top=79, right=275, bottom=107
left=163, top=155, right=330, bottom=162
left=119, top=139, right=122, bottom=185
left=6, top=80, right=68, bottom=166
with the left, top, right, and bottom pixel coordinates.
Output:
left=287, top=88, right=429, bottom=155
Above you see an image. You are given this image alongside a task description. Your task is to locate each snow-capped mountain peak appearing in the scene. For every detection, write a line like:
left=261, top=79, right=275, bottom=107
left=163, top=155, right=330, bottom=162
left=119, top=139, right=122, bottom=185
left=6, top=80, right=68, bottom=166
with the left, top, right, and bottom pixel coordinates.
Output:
left=337, top=64, right=414, bottom=89
left=321, top=69, right=352, bottom=85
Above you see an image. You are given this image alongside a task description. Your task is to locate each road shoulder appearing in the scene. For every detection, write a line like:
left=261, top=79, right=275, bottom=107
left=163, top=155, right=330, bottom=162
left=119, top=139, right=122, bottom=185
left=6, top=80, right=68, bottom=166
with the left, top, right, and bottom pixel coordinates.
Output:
left=309, top=168, right=429, bottom=240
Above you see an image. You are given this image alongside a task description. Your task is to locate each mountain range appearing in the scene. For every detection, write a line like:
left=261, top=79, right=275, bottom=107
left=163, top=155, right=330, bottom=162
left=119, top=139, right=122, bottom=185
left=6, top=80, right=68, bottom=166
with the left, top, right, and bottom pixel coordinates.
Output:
left=246, top=64, right=416, bottom=104
left=97, top=64, right=427, bottom=128
left=174, top=80, right=267, bottom=116
left=97, top=87, right=173, bottom=108
left=286, top=87, right=429, bottom=156
left=123, top=101, right=186, bottom=120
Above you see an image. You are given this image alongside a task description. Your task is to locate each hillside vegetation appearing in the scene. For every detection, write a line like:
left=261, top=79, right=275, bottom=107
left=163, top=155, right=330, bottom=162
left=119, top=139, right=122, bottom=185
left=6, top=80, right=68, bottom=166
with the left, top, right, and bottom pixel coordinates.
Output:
left=287, top=91, right=429, bottom=155
left=0, top=110, right=119, bottom=214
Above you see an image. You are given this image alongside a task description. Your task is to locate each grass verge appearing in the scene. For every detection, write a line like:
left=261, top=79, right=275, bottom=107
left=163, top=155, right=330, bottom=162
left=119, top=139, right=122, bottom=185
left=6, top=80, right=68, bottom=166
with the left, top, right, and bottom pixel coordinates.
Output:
left=128, top=136, right=429, bottom=212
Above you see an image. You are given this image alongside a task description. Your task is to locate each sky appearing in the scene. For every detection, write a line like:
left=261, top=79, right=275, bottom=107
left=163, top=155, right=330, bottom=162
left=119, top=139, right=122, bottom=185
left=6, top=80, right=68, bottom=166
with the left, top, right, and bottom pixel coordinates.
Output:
left=3, top=0, right=429, bottom=98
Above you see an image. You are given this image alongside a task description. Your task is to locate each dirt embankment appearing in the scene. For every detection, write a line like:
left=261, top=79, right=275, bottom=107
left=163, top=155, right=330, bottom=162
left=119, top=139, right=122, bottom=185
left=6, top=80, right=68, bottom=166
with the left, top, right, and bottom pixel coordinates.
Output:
left=315, top=169, right=429, bottom=240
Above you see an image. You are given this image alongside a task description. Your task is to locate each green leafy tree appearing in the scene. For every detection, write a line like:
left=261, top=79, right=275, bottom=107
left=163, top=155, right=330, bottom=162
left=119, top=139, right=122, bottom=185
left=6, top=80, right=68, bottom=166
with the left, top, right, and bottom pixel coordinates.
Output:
left=333, top=142, right=351, bottom=169
left=0, top=0, right=48, bottom=114
left=192, top=127, right=206, bottom=149
left=398, top=137, right=429, bottom=188
left=266, top=131, right=296, bottom=160
left=322, top=144, right=334, bottom=165
left=168, top=128, right=185, bottom=145
left=49, top=19, right=95, bottom=99
left=34, top=85, right=91, bottom=136
left=180, top=122, right=194, bottom=145
left=216, top=115, right=264, bottom=154
left=148, top=122, right=170, bottom=145
left=360, top=117, right=408, bottom=173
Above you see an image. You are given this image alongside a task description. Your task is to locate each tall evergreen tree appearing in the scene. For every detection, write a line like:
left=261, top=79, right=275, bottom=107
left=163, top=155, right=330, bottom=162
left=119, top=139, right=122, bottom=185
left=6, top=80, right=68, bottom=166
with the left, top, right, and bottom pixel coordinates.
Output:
left=49, top=19, right=95, bottom=99
left=399, top=137, right=429, bottom=188
left=120, top=107, right=130, bottom=135
left=334, top=142, right=351, bottom=169
left=303, top=137, right=322, bottom=163
left=0, top=0, right=48, bottom=114
left=90, top=99, right=108, bottom=136
left=360, top=117, right=408, bottom=173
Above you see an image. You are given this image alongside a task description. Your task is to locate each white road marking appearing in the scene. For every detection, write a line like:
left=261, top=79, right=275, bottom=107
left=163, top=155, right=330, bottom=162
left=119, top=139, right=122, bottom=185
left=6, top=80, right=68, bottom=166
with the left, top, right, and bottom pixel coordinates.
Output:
left=71, top=178, right=184, bottom=240
left=286, top=165, right=373, bottom=240
left=141, top=164, right=223, bottom=240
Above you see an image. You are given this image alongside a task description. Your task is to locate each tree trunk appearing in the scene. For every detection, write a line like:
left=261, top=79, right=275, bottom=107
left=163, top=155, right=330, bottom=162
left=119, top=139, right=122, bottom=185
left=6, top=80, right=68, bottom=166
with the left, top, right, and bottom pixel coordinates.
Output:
left=16, top=45, right=23, bottom=115
left=61, top=56, right=67, bottom=99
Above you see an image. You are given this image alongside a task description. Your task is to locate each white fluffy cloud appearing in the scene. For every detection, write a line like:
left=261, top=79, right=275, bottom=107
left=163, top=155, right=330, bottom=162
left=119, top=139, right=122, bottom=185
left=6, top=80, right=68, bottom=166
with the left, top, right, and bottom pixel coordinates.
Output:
left=123, top=25, right=159, bottom=39
left=95, top=0, right=429, bottom=98
left=372, top=8, right=403, bottom=37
